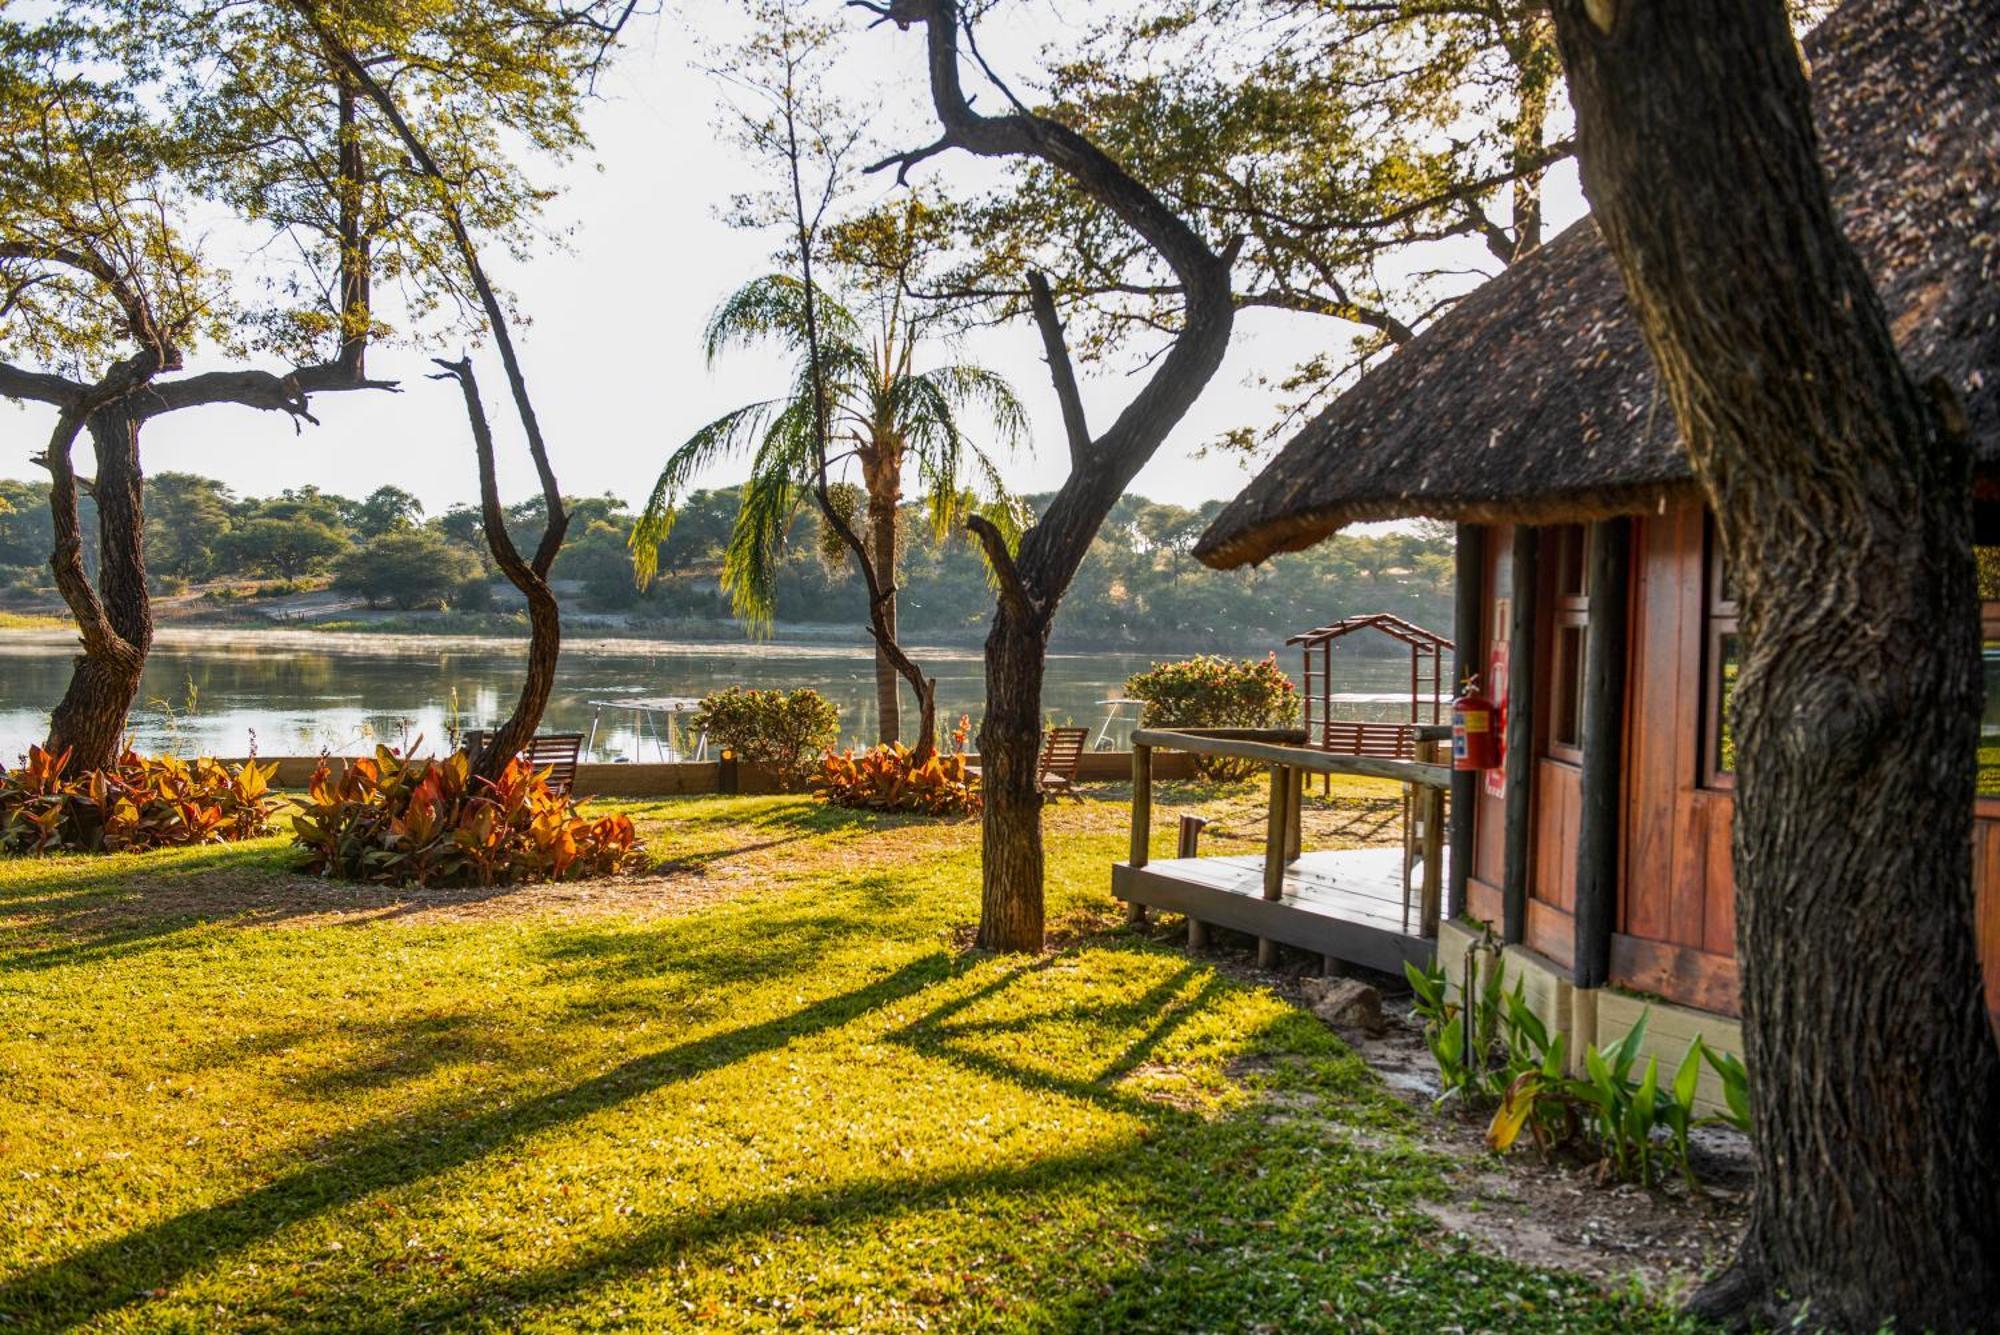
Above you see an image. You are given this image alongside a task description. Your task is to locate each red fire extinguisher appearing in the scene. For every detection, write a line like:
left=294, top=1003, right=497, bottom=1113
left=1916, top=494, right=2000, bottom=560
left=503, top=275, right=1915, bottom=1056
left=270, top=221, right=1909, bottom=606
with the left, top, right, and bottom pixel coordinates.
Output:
left=1452, top=677, right=1500, bottom=771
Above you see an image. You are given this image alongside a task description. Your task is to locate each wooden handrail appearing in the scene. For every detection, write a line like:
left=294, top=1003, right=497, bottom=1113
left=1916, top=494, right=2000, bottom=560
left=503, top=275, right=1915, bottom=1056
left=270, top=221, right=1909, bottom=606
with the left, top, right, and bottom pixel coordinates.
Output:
left=1130, top=728, right=1452, bottom=789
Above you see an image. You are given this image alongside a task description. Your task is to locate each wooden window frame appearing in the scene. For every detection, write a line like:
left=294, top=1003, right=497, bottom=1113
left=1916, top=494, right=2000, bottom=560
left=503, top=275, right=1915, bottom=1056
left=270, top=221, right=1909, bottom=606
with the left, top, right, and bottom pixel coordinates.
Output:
left=1546, top=525, right=1590, bottom=765
left=1702, top=525, right=1739, bottom=791
left=1980, top=604, right=2000, bottom=817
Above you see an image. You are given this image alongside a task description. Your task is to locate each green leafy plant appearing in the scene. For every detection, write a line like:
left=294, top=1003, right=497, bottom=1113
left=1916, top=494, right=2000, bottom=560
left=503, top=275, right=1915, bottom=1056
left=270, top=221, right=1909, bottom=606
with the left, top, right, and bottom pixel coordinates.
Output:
left=0, top=745, right=281, bottom=854
left=1485, top=1005, right=1746, bottom=1188
left=693, top=687, right=840, bottom=792
left=1405, top=956, right=1512, bottom=1107
left=815, top=743, right=980, bottom=817
left=291, top=746, right=644, bottom=887
left=1701, top=1042, right=1753, bottom=1134
left=1125, top=654, right=1299, bottom=780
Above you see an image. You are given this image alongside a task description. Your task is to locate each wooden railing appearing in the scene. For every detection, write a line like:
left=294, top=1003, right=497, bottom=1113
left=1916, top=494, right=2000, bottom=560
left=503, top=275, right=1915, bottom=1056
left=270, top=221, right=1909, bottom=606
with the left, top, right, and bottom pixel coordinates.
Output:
left=1127, top=726, right=1452, bottom=960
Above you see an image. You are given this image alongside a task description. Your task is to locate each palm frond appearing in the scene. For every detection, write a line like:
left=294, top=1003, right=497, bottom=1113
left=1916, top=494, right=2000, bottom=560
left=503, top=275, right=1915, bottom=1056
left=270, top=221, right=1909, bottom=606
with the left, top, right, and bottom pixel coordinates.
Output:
left=703, top=273, right=862, bottom=367
left=630, top=399, right=780, bottom=586
left=719, top=469, right=804, bottom=631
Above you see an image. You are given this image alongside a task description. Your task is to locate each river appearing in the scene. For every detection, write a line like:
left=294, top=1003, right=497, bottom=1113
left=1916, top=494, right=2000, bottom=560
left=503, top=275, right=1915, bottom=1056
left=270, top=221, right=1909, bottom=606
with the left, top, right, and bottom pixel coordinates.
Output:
left=0, top=628, right=1427, bottom=762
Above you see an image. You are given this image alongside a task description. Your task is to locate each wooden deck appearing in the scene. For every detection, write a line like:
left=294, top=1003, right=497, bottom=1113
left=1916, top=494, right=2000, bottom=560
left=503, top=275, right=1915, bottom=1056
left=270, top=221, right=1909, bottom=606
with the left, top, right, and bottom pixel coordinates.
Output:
left=1112, top=847, right=1443, bottom=975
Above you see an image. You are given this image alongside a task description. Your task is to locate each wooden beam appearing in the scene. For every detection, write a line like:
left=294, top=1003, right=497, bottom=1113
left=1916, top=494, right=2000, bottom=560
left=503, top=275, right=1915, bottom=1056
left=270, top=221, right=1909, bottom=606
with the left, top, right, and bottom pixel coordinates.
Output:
left=1502, top=524, right=1540, bottom=946
left=1128, top=742, right=1152, bottom=926
left=1418, top=740, right=1446, bottom=938
left=1448, top=523, right=1484, bottom=921
left=1129, top=729, right=1451, bottom=788
left=1260, top=765, right=1289, bottom=967
left=1572, top=518, right=1631, bottom=988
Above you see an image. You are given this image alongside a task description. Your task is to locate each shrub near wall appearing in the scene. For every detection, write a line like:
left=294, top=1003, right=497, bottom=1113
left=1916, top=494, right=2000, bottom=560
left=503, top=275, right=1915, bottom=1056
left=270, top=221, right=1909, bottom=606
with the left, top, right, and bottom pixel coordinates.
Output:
left=1125, top=654, right=1299, bottom=780
left=693, top=687, right=840, bottom=792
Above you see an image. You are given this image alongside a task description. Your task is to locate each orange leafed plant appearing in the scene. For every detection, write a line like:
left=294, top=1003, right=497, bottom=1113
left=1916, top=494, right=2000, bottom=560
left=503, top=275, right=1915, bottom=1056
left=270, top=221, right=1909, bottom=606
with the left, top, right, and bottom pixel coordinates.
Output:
left=0, top=745, right=282, bottom=854
left=291, top=744, right=645, bottom=887
left=814, top=742, right=980, bottom=816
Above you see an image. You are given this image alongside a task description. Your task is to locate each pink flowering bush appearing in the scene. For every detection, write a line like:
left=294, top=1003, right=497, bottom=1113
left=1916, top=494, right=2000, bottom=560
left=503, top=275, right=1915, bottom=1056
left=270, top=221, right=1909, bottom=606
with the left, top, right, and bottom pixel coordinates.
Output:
left=1124, top=654, right=1299, bottom=780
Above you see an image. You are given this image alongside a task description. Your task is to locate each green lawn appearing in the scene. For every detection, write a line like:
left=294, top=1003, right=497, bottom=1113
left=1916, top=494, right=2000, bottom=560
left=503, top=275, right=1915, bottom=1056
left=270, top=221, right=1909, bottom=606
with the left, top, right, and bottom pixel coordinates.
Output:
left=0, top=792, right=1691, bottom=1332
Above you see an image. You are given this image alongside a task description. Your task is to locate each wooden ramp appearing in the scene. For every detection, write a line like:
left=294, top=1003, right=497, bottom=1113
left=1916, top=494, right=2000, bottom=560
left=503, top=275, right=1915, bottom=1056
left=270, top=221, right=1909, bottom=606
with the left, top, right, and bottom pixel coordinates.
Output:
left=1113, top=847, right=1442, bottom=976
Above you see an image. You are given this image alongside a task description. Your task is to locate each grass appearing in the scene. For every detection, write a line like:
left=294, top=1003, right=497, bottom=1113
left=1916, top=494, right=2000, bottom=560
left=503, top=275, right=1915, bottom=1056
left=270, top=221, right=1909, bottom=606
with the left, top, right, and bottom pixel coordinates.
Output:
left=0, top=612, right=68, bottom=631
left=0, top=791, right=1695, bottom=1332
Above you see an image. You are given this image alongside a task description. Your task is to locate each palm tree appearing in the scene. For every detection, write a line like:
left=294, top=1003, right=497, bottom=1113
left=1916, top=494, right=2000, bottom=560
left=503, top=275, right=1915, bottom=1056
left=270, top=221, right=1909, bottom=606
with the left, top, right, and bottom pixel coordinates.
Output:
left=634, top=272, right=1026, bottom=750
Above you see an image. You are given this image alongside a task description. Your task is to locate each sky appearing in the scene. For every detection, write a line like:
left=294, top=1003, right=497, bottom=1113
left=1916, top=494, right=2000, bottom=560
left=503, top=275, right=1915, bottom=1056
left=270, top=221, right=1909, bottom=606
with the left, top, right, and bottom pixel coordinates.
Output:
left=5, top=3, right=1585, bottom=518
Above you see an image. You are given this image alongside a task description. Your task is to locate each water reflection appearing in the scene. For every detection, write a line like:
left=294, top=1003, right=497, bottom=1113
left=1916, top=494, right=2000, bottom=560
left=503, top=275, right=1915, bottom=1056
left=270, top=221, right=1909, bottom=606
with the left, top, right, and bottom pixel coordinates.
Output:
left=0, top=629, right=1422, bottom=763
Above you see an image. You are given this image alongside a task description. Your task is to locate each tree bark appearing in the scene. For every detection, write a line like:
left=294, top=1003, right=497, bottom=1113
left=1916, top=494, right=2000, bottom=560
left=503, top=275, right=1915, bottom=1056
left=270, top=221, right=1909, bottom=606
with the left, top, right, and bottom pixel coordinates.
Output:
left=46, top=401, right=151, bottom=774
left=1548, top=3, right=2000, bottom=1328
left=977, top=597, right=1049, bottom=952
left=867, top=474, right=902, bottom=747
left=433, top=357, right=563, bottom=783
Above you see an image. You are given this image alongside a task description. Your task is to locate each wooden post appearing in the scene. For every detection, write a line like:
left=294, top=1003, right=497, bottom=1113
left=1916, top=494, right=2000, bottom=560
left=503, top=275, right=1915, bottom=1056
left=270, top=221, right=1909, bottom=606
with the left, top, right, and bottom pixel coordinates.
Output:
left=1502, top=524, right=1539, bottom=946
left=1128, top=741, right=1152, bottom=926
left=1448, top=523, right=1483, bottom=922
left=718, top=747, right=739, bottom=796
left=1176, top=814, right=1207, bottom=858
left=1284, top=765, right=1305, bottom=862
left=1419, top=742, right=1446, bottom=938
left=1572, top=518, right=1630, bottom=989
left=1259, top=764, right=1288, bottom=968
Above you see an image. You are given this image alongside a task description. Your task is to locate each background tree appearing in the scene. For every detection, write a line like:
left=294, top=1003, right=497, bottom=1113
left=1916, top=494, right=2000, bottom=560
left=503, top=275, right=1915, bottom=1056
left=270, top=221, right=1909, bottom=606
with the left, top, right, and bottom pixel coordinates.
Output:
left=1545, top=0, right=1999, bottom=1327
left=634, top=253, right=1026, bottom=748
left=215, top=515, right=349, bottom=580
left=145, top=473, right=236, bottom=585
left=334, top=529, right=479, bottom=609
left=867, top=0, right=1237, bottom=950
left=348, top=486, right=425, bottom=539
left=924, top=0, right=1563, bottom=454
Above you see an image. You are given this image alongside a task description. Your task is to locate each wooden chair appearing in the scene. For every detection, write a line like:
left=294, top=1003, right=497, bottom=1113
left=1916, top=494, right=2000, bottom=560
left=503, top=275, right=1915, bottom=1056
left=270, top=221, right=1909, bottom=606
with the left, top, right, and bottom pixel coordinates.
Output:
left=458, top=730, right=585, bottom=794
left=968, top=725, right=1091, bottom=799
left=1036, top=726, right=1090, bottom=800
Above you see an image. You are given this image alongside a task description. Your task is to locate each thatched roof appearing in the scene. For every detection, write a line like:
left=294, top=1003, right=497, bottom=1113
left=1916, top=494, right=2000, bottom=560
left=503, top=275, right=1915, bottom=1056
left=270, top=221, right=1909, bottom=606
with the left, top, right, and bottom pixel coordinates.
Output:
left=1196, top=0, right=2000, bottom=569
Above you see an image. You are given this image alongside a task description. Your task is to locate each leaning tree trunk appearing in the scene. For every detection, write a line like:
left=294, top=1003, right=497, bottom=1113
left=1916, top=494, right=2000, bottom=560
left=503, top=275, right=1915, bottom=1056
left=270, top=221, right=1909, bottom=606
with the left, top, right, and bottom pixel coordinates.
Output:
left=46, top=401, right=151, bottom=774
left=1549, top=2, right=2000, bottom=1328
left=868, top=486, right=903, bottom=747
left=976, top=597, right=1051, bottom=951
left=433, top=357, right=566, bottom=785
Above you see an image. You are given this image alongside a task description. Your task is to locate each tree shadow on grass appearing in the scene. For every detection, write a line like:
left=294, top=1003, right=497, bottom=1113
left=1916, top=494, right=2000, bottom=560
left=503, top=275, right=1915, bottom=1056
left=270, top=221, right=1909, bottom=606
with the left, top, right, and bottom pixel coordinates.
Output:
left=0, top=952, right=958, bottom=1331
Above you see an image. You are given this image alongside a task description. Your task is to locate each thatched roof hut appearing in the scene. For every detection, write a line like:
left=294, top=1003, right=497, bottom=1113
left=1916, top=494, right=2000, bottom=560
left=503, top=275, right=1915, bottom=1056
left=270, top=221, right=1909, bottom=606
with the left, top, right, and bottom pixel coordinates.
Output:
left=1194, top=0, right=2000, bottom=569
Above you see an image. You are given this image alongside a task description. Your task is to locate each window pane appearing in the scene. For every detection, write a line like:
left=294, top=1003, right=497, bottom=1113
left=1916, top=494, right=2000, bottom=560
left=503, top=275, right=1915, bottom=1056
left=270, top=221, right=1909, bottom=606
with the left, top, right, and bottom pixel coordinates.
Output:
left=1557, top=525, right=1588, bottom=599
left=1982, top=640, right=2000, bottom=797
left=1977, top=547, right=2000, bottom=602
left=1554, top=624, right=1587, bottom=749
left=1714, top=632, right=1740, bottom=775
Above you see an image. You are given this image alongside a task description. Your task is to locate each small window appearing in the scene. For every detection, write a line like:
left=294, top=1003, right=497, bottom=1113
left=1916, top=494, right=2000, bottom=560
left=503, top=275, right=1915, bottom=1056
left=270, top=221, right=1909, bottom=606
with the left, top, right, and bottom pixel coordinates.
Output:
left=1702, top=531, right=1739, bottom=789
left=1546, top=525, right=1590, bottom=763
left=1552, top=622, right=1588, bottom=751
left=1980, top=542, right=2000, bottom=798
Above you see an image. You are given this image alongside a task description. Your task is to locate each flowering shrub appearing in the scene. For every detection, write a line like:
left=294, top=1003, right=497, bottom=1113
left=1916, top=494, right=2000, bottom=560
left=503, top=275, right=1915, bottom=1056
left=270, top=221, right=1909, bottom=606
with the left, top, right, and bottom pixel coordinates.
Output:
left=815, top=744, right=980, bottom=816
left=694, top=687, right=841, bottom=792
left=0, top=745, right=282, bottom=854
left=1125, top=654, right=1300, bottom=780
left=291, top=747, right=644, bottom=887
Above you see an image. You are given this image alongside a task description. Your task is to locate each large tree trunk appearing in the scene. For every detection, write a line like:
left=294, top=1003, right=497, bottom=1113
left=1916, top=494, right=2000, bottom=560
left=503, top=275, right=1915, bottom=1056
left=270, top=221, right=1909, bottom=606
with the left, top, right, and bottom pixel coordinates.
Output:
left=976, top=598, right=1050, bottom=952
left=1549, top=3, right=2000, bottom=1328
left=46, top=401, right=151, bottom=774
left=868, top=483, right=902, bottom=747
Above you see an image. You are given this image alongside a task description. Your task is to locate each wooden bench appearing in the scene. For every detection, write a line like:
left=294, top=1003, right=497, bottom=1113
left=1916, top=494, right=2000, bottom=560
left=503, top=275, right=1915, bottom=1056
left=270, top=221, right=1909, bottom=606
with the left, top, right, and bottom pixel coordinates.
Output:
left=460, top=730, right=585, bottom=794
left=1319, top=720, right=1417, bottom=758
